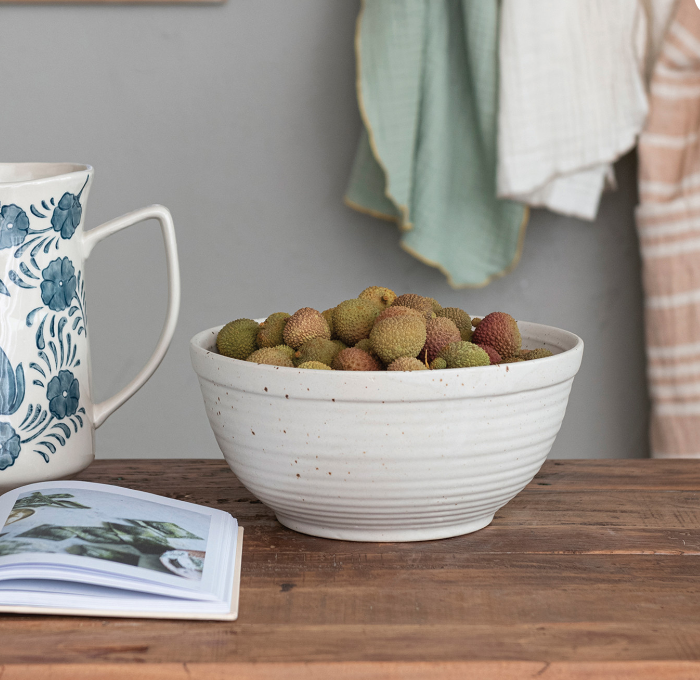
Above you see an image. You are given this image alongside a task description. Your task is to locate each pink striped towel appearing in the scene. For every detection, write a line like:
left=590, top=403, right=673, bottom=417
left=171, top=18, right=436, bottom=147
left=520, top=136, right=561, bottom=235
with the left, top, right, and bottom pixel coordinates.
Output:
left=637, top=0, right=700, bottom=458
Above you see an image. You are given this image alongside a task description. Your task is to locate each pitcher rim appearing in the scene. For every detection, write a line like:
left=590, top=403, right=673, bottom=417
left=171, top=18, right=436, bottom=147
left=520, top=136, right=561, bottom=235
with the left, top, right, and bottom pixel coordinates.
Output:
left=0, top=163, right=93, bottom=188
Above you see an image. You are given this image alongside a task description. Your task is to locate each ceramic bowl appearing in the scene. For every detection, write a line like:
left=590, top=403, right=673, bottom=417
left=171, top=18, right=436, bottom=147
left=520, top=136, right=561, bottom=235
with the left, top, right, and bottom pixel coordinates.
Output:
left=190, top=320, right=583, bottom=542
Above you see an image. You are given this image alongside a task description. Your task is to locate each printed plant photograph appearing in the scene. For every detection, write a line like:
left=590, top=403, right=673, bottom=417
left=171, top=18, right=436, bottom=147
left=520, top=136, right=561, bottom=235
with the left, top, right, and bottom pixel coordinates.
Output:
left=0, top=488, right=210, bottom=580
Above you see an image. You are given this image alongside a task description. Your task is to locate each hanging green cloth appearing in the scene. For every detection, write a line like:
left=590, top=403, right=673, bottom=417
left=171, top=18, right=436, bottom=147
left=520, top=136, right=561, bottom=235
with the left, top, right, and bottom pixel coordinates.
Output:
left=345, top=0, right=528, bottom=289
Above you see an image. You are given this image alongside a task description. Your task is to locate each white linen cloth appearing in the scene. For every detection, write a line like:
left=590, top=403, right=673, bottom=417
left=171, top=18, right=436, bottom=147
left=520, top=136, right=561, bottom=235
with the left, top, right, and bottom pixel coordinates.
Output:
left=497, top=0, right=678, bottom=221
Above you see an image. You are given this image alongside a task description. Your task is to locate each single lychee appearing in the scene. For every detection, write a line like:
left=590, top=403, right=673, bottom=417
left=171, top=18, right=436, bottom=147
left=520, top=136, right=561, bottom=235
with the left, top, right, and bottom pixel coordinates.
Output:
left=293, top=337, right=344, bottom=367
left=471, top=312, right=521, bottom=360
left=521, top=348, right=553, bottom=361
left=273, top=345, right=296, bottom=361
left=425, top=297, right=442, bottom=313
left=257, top=312, right=290, bottom=348
left=421, top=317, right=461, bottom=363
left=438, top=341, right=490, bottom=368
left=298, top=361, right=332, bottom=370
left=391, top=294, right=434, bottom=321
left=283, top=308, right=331, bottom=349
left=217, top=319, right=259, bottom=360
left=436, top=307, right=472, bottom=341
left=369, top=315, right=427, bottom=365
left=478, top=344, right=502, bottom=365
left=322, top=308, right=336, bottom=337
left=375, top=306, right=425, bottom=325
left=331, top=347, right=382, bottom=371
left=358, top=286, right=397, bottom=310
left=246, top=347, right=294, bottom=367
left=333, top=298, right=381, bottom=345
left=387, top=357, right=428, bottom=371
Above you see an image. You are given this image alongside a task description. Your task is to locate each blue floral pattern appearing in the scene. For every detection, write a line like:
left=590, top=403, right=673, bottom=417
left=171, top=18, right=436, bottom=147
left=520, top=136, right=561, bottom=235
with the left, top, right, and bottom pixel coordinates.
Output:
left=0, top=175, right=89, bottom=299
left=46, top=370, right=80, bottom=420
left=0, top=179, right=88, bottom=470
left=40, top=257, right=77, bottom=312
left=0, top=205, right=30, bottom=250
left=51, top=192, right=83, bottom=240
left=0, top=423, right=21, bottom=470
left=0, top=347, right=25, bottom=416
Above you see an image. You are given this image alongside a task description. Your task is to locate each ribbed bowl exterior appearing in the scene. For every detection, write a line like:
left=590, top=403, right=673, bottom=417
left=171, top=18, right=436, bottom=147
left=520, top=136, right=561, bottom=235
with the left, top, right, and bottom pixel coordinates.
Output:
left=191, top=321, right=583, bottom=541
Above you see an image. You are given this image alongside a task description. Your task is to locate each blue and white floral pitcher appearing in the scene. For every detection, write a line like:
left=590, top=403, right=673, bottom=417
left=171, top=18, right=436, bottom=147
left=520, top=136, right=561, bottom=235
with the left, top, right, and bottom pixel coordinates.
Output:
left=0, top=163, right=180, bottom=491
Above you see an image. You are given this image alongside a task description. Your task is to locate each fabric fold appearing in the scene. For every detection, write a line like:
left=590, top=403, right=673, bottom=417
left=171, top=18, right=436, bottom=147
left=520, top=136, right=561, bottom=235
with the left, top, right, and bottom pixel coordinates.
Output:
left=497, top=0, right=651, bottom=221
left=345, top=0, right=527, bottom=289
left=498, top=0, right=679, bottom=221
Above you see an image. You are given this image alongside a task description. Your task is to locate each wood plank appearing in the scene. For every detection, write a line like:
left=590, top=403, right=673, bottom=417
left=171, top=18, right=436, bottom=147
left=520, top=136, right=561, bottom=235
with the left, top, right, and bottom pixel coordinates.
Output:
left=3, top=661, right=700, bottom=680
left=238, top=525, right=700, bottom=555
left=494, top=490, right=700, bottom=528
left=2, top=622, right=700, bottom=663
left=1, top=554, right=700, bottom=662
left=532, top=459, right=700, bottom=490
left=12, top=554, right=700, bottom=626
left=79, top=459, right=700, bottom=492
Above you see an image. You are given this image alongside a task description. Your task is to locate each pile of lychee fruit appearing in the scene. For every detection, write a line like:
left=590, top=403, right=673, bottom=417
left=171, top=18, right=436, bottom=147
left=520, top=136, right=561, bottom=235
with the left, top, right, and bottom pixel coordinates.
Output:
left=216, top=286, right=552, bottom=371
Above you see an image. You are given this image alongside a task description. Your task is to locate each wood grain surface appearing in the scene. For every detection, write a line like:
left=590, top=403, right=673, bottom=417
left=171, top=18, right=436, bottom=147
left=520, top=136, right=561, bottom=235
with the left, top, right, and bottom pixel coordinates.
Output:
left=1, top=459, right=699, bottom=679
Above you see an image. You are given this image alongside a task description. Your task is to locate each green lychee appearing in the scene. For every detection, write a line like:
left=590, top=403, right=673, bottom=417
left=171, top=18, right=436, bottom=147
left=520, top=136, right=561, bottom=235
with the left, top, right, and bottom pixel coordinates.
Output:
left=246, top=347, right=294, bottom=367
left=438, top=341, right=490, bottom=368
left=298, top=361, right=332, bottom=370
left=293, top=337, right=344, bottom=367
left=358, top=286, right=397, bottom=310
left=521, top=348, right=553, bottom=361
left=217, top=319, right=259, bottom=360
left=257, top=312, right=290, bottom=348
left=333, top=299, right=381, bottom=346
left=369, top=315, right=427, bottom=365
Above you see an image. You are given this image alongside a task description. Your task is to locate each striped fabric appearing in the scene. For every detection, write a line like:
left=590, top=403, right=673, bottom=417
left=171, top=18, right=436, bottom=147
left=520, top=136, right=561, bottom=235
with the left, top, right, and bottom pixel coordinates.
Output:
left=637, top=0, right=700, bottom=458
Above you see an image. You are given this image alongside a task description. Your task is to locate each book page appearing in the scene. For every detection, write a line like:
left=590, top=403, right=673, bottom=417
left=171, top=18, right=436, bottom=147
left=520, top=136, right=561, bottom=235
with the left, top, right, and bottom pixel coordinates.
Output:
left=0, top=481, right=233, bottom=598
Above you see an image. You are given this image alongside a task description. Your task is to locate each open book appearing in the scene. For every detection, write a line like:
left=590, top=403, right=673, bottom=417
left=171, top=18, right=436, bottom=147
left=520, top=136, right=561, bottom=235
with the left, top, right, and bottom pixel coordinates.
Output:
left=0, top=480, right=242, bottom=620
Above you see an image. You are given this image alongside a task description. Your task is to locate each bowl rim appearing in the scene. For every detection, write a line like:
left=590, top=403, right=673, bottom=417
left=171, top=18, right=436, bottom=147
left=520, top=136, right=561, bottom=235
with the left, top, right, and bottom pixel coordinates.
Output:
left=190, top=318, right=584, bottom=376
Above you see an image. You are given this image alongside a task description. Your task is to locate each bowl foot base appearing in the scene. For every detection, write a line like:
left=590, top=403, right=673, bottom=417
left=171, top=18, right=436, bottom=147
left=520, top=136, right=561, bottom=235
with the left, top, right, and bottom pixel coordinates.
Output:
left=274, top=513, right=495, bottom=542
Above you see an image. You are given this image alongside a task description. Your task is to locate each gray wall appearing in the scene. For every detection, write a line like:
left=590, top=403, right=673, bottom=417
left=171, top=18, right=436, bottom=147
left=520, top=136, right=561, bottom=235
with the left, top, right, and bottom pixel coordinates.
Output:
left=1, top=0, right=648, bottom=460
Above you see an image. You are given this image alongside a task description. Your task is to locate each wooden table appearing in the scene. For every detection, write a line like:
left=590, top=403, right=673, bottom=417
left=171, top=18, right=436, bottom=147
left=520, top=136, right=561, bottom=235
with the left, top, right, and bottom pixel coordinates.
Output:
left=1, top=459, right=700, bottom=679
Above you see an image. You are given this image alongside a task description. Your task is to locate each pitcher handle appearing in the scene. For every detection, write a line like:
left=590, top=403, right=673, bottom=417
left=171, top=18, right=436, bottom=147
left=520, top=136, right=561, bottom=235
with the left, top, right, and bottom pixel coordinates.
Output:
left=82, top=205, right=180, bottom=429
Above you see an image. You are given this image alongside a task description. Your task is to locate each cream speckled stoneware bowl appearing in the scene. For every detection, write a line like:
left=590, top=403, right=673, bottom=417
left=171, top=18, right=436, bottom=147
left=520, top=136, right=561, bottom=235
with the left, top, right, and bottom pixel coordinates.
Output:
left=190, top=320, right=583, bottom=542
